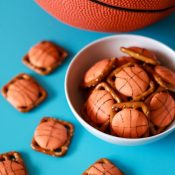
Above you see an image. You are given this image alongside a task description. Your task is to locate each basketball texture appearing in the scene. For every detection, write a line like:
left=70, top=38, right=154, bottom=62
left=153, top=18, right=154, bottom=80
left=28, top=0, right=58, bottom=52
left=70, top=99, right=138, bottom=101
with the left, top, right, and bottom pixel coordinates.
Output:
left=84, top=59, right=109, bottom=85
left=111, top=108, right=148, bottom=138
left=115, top=65, right=150, bottom=98
left=86, top=90, right=114, bottom=124
left=34, top=120, right=68, bottom=150
left=7, top=79, right=40, bottom=108
left=87, top=162, right=122, bottom=175
left=149, top=92, right=175, bottom=127
left=35, top=0, right=175, bottom=32
left=28, top=41, right=60, bottom=68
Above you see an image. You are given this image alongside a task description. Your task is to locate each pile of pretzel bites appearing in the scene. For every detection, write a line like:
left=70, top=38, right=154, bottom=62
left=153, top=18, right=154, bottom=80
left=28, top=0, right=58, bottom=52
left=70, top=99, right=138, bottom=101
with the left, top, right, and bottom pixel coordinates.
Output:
left=82, top=47, right=175, bottom=138
left=0, top=41, right=74, bottom=174
left=1, top=41, right=75, bottom=156
left=0, top=41, right=125, bottom=175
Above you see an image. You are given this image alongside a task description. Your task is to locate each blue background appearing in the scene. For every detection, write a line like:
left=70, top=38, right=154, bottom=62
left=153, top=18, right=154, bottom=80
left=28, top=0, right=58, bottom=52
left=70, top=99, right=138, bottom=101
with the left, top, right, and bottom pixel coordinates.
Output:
left=0, top=1, right=175, bottom=175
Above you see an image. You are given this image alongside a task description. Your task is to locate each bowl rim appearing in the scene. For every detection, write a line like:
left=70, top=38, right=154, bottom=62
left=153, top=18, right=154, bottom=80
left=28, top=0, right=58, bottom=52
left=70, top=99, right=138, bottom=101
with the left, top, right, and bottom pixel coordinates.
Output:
left=65, top=34, right=175, bottom=143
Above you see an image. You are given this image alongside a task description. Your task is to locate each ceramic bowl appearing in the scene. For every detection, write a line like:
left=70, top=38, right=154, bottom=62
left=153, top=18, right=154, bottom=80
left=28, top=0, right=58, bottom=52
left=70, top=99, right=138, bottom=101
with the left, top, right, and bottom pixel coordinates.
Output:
left=65, top=34, right=175, bottom=145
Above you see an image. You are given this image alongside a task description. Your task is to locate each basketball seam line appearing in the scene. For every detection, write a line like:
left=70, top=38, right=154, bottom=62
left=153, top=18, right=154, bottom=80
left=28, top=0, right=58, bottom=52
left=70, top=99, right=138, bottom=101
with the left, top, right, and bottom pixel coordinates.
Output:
left=35, top=134, right=64, bottom=142
left=105, top=165, right=116, bottom=174
left=13, top=83, right=36, bottom=101
left=90, top=0, right=175, bottom=13
left=126, top=68, right=146, bottom=93
left=101, top=163, right=114, bottom=175
left=32, top=43, right=51, bottom=65
left=91, top=164, right=104, bottom=174
left=154, top=96, right=174, bottom=126
left=94, top=98, right=113, bottom=123
left=88, top=92, right=111, bottom=122
left=117, top=69, right=144, bottom=96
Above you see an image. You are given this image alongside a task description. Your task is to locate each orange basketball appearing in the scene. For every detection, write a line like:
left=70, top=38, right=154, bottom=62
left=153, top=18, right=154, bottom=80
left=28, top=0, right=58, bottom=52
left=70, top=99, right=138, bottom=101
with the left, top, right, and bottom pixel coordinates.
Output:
left=35, top=0, right=175, bottom=32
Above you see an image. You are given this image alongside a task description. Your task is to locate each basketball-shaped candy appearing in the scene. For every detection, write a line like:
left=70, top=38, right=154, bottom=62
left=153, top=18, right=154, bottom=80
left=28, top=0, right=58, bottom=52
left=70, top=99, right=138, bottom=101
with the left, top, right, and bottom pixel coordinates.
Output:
left=115, top=65, right=150, bottom=98
left=87, top=161, right=123, bottom=175
left=0, top=159, right=26, bottom=175
left=149, top=92, right=175, bottom=127
left=86, top=90, right=114, bottom=124
left=34, top=120, right=68, bottom=150
left=111, top=108, right=149, bottom=138
left=28, top=41, right=60, bottom=68
left=83, top=59, right=110, bottom=86
left=7, top=79, right=40, bottom=108
left=154, top=65, right=175, bottom=86
left=83, top=58, right=117, bottom=87
left=35, top=0, right=175, bottom=32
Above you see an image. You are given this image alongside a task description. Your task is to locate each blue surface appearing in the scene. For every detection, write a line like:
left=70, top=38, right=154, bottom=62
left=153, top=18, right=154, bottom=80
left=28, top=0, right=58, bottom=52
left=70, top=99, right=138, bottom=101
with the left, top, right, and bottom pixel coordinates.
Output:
left=0, top=1, right=175, bottom=175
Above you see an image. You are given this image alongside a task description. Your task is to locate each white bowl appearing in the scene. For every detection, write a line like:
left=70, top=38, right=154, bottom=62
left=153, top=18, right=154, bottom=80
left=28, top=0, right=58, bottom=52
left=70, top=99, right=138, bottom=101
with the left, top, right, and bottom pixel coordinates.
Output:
left=65, top=34, right=175, bottom=146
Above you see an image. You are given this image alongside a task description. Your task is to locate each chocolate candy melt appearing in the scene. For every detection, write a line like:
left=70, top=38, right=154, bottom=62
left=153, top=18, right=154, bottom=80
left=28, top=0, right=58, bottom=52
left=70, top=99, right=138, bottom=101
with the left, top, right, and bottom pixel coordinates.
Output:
left=23, top=41, right=68, bottom=75
left=115, top=64, right=150, bottom=98
left=149, top=92, right=175, bottom=127
left=34, top=120, right=68, bottom=150
left=111, top=108, right=148, bottom=138
left=31, top=117, right=74, bottom=157
left=86, top=90, right=114, bottom=125
left=155, top=66, right=175, bottom=86
left=82, top=58, right=118, bottom=88
left=83, top=158, right=124, bottom=175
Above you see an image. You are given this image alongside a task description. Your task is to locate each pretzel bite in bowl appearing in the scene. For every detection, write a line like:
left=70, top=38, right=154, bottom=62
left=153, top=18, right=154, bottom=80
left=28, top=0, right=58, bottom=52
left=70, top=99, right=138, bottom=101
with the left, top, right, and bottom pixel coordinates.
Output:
left=65, top=34, right=175, bottom=145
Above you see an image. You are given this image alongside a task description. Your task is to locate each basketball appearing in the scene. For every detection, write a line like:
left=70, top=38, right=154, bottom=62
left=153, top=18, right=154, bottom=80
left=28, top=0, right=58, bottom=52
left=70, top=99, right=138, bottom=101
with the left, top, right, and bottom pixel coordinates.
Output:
left=35, top=0, right=175, bottom=32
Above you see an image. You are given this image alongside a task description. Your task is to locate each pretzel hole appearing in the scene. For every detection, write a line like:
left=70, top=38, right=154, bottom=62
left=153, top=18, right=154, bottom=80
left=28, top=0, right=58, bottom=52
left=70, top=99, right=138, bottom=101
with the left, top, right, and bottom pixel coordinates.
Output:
left=154, top=125, right=159, bottom=130
left=55, top=148, right=62, bottom=152
left=126, top=97, right=132, bottom=101
left=25, top=56, right=30, bottom=62
left=42, top=118, right=48, bottom=122
left=39, top=67, right=47, bottom=72
left=97, top=86, right=105, bottom=91
left=9, top=155, right=16, bottom=161
left=111, top=76, right=116, bottom=81
left=38, top=92, right=43, bottom=98
left=134, top=106, right=142, bottom=111
left=19, top=106, right=27, bottom=110
left=33, top=141, right=39, bottom=147
left=17, top=76, right=24, bottom=80
left=0, top=157, right=5, bottom=161
left=3, top=87, right=8, bottom=93
left=64, top=125, right=70, bottom=130
left=58, top=51, right=63, bottom=57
